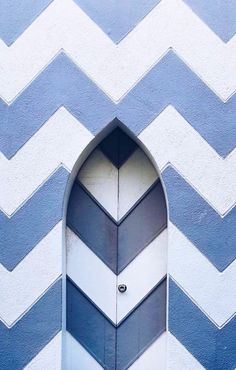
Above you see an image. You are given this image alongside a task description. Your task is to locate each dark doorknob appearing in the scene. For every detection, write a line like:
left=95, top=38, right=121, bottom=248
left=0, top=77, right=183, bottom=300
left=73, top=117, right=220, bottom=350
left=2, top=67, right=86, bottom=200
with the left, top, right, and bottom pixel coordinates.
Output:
left=118, top=284, right=127, bottom=293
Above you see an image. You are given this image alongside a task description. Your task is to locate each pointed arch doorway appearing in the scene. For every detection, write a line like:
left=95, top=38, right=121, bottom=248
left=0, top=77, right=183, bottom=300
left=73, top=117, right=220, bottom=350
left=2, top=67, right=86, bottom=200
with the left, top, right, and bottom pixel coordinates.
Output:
left=66, top=127, right=167, bottom=370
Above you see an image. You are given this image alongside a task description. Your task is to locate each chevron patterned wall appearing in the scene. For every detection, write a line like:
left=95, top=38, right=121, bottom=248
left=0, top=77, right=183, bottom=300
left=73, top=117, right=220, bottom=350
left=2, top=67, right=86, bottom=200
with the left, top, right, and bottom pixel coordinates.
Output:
left=1, top=0, right=236, bottom=369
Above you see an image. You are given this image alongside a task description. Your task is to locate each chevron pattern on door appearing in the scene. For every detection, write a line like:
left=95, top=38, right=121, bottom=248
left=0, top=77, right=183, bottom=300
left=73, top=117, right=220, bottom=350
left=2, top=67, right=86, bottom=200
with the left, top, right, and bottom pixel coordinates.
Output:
left=66, top=128, right=167, bottom=369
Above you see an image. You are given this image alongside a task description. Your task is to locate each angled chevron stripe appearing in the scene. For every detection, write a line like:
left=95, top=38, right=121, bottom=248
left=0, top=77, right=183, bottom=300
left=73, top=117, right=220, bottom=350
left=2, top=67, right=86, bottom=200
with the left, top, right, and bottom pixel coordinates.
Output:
left=163, top=166, right=236, bottom=271
left=0, top=279, right=61, bottom=370
left=184, top=0, right=236, bottom=42
left=0, top=107, right=93, bottom=216
left=128, top=333, right=166, bottom=370
left=117, top=230, right=167, bottom=323
left=24, top=333, right=61, bottom=370
left=1, top=0, right=236, bottom=102
left=139, top=106, right=236, bottom=216
left=168, top=333, right=204, bottom=370
left=0, top=222, right=62, bottom=327
left=0, top=167, right=68, bottom=271
left=67, top=278, right=116, bottom=369
left=67, top=181, right=117, bottom=273
left=67, top=179, right=166, bottom=274
left=118, top=147, right=158, bottom=219
left=0, top=0, right=54, bottom=46
left=66, top=332, right=103, bottom=370
left=2, top=51, right=236, bottom=158
left=66, top=331, right=167, bottom=370
left=0, top=0, right=52, bottom=45
left=66, top=227, right=117, bottom=323
left=0, top=0, right=116, bottom=103
left=79, top=148, right=119, bottom=220
left=117, top=180, right=166, bottom=273
left=1, top=106, right=236, bottom=216
left=0, top=52, right=114, bottom=158
left=67, top=278, right=166, bottom=370
left=74, top=0, right=161, bottom=43
left=169, top=223, right=236, bottom=327
left=116, top=0, right=236, bottom=101
left=67, top=227, right=167, bottom=324
left=119, top=51, right=236, bottom=157
left=169, top=279, right=236, bottom=369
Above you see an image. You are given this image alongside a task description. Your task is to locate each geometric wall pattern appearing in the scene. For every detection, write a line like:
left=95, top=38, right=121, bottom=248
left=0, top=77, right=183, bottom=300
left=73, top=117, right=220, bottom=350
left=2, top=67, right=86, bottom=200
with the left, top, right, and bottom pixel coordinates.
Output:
left=1, top=0, right=236, bottom=368
left=66, top=128, right=167, bottom=369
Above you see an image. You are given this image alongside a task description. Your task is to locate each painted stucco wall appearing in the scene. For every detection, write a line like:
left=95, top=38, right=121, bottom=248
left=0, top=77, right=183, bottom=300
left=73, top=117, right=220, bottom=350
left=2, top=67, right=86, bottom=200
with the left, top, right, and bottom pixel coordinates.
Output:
left=1, top=0, right=236, bottom=369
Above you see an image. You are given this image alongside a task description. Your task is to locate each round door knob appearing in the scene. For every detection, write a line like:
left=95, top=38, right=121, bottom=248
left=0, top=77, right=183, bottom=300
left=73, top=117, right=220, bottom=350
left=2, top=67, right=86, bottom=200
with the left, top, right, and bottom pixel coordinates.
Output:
left=118, top=284, right=127, bottom=293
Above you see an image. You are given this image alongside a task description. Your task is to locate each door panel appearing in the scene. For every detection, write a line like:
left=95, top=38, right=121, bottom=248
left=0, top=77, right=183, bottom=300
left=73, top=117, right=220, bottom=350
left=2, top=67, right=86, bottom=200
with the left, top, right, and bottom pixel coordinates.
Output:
left=67, top=228, right=117, bottom=322
left=67, top=279, right=166, bottom=370
left=117, top=181, right=167, bottom=273
left=67, top=182, right=118, bottom=273
left=117, top=229, right=167, bottom=323
left=66, top=128, right=167, bottom=369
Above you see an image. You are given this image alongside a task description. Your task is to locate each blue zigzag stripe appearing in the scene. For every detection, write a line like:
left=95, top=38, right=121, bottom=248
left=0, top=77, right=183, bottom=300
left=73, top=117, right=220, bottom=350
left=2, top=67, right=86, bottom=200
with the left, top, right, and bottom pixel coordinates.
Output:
left=184, top=0, right=236, bottom=42
left=73, top=0, right=161, bottom=43
left=169, top=278, right=236, bottom=370
left=119, top=51, right=236, bottom=157
left=1, top=51, right=236, bottom=158
left=2, top=0, right=235, bottom=46
left=0, top=0, right=53, bottom=46
left=0, top=167, right=69, bottom=271
left=0, top=52, right=115, bottom=158
left=0, top=279, right=61, bottom=370
left=162, top=166, right=236, bottom=271
left=67, top=278, right=166, bottom=370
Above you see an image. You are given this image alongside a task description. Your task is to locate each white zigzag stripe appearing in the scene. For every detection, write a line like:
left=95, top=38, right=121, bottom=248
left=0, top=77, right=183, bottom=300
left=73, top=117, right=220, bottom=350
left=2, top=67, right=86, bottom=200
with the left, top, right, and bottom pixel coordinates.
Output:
left=67, top=227, right=167, bottom=324
left=169, top=223, right=236, bottom=327
left=66, top=332, right=167, bottom=370
left=24, top=332, right=61, bottom=370
left=1, top=107, right=235, bottom=216
left=0, top=108, right=93, bottom=216
left=139, top=106, right=236, bottom=216
left=168, top=333, right=204, bottom=370
left=0, top=0, right=236, bottom=102
left=0, top=222, right=62, bottom=327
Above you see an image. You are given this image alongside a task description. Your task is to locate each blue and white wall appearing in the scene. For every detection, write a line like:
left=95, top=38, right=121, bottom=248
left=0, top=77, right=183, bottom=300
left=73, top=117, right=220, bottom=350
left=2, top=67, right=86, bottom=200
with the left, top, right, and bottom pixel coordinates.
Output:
left=1, top=0, right=236, bottom=369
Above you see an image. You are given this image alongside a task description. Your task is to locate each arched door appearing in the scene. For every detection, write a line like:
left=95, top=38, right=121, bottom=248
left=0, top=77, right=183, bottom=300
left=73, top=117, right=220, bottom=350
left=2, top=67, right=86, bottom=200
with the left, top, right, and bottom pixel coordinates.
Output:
left=66, top=128, right=167, bottom=370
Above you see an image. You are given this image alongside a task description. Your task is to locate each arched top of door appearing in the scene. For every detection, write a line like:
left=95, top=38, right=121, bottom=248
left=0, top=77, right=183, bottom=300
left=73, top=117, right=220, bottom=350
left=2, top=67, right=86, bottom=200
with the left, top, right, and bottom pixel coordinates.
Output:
left=64, top=120, right=169, bottom=223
